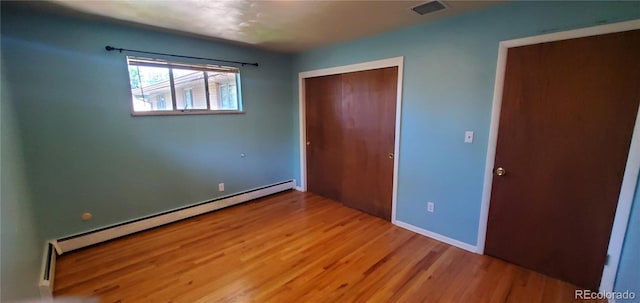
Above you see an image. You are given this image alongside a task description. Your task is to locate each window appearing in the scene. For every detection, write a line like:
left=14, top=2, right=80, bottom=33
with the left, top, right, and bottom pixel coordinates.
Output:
left=209, top=72, right=239, bottom=110
left=127, top=56, right=242, bottom=115
left=156, top=95, right=167, bottom=110
left=184, top=88, right=194, bottom=109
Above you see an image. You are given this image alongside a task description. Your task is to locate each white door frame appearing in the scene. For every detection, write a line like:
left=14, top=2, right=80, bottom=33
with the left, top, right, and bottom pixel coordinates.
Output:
left=476, top=19, right=640, bottom=292
left=297, top=57, right=404, bottom=222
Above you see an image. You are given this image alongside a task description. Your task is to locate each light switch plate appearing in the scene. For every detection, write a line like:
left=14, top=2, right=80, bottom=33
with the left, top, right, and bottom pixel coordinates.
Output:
left=465, top=131, right=474, bottom=143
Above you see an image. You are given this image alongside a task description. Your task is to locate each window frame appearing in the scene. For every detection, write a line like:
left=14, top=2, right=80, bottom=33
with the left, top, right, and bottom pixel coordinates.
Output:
left=127, top=56, right=244, bottom=116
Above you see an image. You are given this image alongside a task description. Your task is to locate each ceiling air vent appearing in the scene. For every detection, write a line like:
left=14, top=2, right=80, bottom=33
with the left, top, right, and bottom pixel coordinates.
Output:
left=412, top=0, right=447, bottom=15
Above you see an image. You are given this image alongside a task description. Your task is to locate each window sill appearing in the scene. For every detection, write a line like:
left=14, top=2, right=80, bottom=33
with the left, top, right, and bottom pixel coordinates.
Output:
left=131, top=110, right=244, bottom=117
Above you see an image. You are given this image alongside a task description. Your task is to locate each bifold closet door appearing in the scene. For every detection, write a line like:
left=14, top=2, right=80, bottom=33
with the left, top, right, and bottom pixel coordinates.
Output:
left=305, top=74, right=344, bottom=202
left=340, top=67, right=397, bottom=220
left=305, top=67, right=398, bottom=220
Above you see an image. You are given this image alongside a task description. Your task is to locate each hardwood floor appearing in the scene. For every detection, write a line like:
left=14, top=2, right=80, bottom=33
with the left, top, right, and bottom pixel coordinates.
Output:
left=54, top=190, right=598, bottom=302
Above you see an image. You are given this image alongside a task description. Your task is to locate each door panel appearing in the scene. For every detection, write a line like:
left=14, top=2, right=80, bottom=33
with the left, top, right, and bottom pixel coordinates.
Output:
left=305, top=74, right=344, bottom=202
left=485, top=30, right=640, bottom=290
left=341, top=67, right=398, bottom=220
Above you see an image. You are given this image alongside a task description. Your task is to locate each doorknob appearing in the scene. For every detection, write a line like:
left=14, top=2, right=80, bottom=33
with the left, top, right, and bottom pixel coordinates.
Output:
left=388, top=153, right=394, bottom=159
left=495, top=167, right=506, bottom=176
left=306, top=141, right=311, bottom=146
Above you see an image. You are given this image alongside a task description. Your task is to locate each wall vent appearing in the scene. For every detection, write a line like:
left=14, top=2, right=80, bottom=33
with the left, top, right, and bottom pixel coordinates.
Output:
left=412, top=1, right=447, bottom=15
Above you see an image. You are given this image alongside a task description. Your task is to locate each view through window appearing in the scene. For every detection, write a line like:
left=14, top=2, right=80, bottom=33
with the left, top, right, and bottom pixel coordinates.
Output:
left=127, top=57, right=242, bottom=114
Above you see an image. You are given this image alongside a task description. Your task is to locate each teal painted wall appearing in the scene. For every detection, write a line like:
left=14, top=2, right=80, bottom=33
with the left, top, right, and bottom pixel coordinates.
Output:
left=293, top=0, right=640, bottom=248
left=1, top=56, right=42, bottom=300
left=1, top=6, right=295, bottom=241
left=615, top=174, right=640, bottom=302
left=2, top=1, right=640, bottom=300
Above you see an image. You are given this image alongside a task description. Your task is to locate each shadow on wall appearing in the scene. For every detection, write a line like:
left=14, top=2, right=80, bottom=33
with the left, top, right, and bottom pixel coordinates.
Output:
left=1, top=55, right=42, bottom=301
left=1, top=34, right=291, bottom=241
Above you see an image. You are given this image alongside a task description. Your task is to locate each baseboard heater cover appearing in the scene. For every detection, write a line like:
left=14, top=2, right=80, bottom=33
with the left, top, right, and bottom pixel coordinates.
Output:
left=52, top=180, right=295, bottom=254
left=39, top=241, right=57, bottom=299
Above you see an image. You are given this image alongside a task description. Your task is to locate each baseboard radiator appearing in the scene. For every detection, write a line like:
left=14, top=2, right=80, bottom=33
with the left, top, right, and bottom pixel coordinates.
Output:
left=51, top=180, right=295, bottom=254
left=39, top=242, right=56, bottom=299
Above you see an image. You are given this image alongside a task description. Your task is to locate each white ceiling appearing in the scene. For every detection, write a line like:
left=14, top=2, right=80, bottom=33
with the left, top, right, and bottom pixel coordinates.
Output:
left=46, top=0, right=503, bottom=53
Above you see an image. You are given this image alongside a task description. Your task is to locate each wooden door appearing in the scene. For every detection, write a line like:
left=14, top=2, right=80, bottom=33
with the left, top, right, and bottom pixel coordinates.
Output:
left=305, top=67, right=398, bottom=220
left=305, top=74, right=343, bottom=202
left=485, top=30, right=640, bottom=290
left=341, top=67, right=397, bottom=220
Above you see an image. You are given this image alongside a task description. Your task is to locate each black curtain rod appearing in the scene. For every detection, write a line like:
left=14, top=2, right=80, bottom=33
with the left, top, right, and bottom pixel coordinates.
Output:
left=105, top=45, right=259, bottom=67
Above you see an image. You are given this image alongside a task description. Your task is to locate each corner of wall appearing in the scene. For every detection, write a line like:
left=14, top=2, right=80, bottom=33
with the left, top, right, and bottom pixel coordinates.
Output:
left=1, top=56, right=43, bottom=301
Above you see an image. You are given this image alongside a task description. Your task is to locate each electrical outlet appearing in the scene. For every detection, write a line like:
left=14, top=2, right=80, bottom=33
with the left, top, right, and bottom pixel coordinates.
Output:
left=218, top=183, right=225, bottom=192
left=464, top=131, right=474, bottom=143
left=427, top=202, right=435, bottom=213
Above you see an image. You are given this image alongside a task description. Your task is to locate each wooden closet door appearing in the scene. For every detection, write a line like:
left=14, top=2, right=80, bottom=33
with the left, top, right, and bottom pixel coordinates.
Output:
left=485, top=30, right=640, bottom=290
left=305, top=74, right=344, bottom=202
left=341, top=67, right=398, bottom=220
left=305, top=67, right=398, bottom=220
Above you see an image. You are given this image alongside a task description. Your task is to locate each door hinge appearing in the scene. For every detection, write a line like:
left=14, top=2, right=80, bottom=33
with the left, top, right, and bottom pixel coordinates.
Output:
left=605, top=254, right=610, bottom=265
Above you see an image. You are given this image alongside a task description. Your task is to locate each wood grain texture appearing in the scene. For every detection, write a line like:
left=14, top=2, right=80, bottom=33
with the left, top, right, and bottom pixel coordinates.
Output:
left=54, top=191, right=599, bottom=303
left=486, top=30, right=640, bottom=290
left=305, top=67, right=397, bottom=220
left=306, top=74, right=344, bottom=202
left=341, top=67, right=397, bottom=220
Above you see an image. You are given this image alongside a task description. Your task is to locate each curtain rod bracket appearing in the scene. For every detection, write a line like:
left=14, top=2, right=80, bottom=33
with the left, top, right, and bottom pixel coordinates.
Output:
left=104, top=45, right=259, bottom=67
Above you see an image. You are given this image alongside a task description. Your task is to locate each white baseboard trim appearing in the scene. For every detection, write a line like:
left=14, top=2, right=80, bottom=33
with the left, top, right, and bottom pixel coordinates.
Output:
left=294, top=186, right=305, bottom=192
left=394, top=220, right=478, bottom=253
left=52, top=180, right=295, bottom=254
left=38, top=241, right=56, bottom=300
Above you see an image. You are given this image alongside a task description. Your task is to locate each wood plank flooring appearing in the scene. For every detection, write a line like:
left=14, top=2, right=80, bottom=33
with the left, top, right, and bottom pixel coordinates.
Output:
left=54, top=190, right=599, bottom=302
